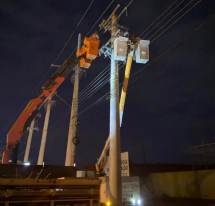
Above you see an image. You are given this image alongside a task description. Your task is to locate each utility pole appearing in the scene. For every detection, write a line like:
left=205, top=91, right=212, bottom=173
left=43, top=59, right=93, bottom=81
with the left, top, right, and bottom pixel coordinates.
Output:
left=109, top=13, right=122, bottom=206
left=65, top=34, right=81, bottom=166
left=98, top=3, right=149, bottom=204
left=99, top=5, right=129, bottom=205
left=37, top=95, right=55, bottom=165
left=23, top=118, right=39, bottom=163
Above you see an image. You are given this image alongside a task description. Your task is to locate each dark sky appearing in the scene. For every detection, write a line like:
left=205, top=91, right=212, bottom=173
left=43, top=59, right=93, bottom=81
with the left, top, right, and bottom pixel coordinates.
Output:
left=0, top=0, right=215, bottom=169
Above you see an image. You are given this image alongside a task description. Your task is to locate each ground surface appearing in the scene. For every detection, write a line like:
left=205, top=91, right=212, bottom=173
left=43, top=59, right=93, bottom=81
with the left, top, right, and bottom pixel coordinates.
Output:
left=144, top=197, right=215, bottom=206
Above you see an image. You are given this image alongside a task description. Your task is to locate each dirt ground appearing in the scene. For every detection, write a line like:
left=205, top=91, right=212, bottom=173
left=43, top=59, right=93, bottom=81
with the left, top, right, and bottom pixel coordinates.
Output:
left=143, top=197, right=215, bottom=206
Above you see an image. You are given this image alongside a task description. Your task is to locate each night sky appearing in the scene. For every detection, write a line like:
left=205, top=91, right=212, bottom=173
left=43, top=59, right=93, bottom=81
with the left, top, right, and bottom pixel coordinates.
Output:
left=0, top=0, right=215, bottom=169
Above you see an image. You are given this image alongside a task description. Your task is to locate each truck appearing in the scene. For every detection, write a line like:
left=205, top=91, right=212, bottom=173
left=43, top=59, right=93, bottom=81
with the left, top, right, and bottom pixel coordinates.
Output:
left=0, top=178, right=100, bottom=206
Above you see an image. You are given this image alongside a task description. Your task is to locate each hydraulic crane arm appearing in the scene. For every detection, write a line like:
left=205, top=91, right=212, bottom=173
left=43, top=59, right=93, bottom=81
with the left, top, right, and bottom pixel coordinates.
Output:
left=2, top=58, right=81, bottom=164
left=2, top=34, right=100, bottom=164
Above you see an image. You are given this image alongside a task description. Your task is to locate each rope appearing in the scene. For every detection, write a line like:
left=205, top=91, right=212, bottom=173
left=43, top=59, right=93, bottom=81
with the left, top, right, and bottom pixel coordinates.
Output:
left=55, top=94, right=71, bottom=108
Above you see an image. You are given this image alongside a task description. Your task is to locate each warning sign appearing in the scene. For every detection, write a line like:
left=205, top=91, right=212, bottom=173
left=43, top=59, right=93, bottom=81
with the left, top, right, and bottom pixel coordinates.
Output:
left=103, top=152, right=130, bottom=176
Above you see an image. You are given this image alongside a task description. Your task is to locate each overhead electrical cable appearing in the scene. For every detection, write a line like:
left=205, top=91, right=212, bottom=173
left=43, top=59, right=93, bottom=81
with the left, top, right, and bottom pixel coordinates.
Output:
left=77, top=0, right=184, bottom=104
left=147, top=0, right=195, bottom=40
left=150, top=0, right=202, bottom=43
left=0, top=68, right=53, bottom=144
left=79, top=62, right=125, bottom=105
left=17, top=0, right=207, bottom=157
left=79, top=64, right=110, bottom=97
left=70, top=0, right=134, bottom=99
left=139, top=0, right=178, bottom=37
left=53, top=0, right=95, bottom=64
left=79, top=62, right=123, bottom=102
left=69, top=0, right=115, bottom=58
left=141, top=0, right=185, bottom=39
left=0, top=0, right=96, bottom=144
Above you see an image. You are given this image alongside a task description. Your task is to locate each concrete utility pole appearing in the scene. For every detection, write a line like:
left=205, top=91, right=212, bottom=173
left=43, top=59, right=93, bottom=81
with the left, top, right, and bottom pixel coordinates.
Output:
left=65, top=34, right=81, bottom=166
left=23, top=118, right=39, bottom=163
left=37, top=95, right=55, bottom=165
left=109, top=13, right=122, bottom=206
left=96, top=55, right=133, bottom=174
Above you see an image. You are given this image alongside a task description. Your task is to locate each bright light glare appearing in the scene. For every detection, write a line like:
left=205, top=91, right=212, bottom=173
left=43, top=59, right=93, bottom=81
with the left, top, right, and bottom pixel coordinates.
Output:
left=132, top=200, right=136, bottom=204
left=23, top=162, right=30, bottom=166
left=137, top=199, right=141, bottom=205
left=107, top=202, right=110, bottom=206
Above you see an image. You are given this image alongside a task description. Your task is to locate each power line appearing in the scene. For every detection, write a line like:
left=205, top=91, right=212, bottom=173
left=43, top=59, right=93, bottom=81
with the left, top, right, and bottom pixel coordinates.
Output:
left=0, top=0, right=95, bottom=144
left=0, top=67, right=53, bottom=144
left=73, top=0, right=134, bottom=100
left=148, top=0, right=195, bottom=40
left=139, top=0, right=178, bottom=37
left=141, top=0, right=185, bottom=39
left=1, top=1, right=113, bottom=146
left=79, top=62, right=123, bottom=102
left=17, top=1, right=210, bottom=158
left=68, top=0, right=115, bottom=58
left=77, top=0, right=183, bottom=105
left=150, top=0, right=202, bottom=43
left=78, top=0, right=202, bottom=105
left=79, top=62, right=125, bottom=105
left=76, top=0, right=204, bottom=109
left=79, top=64, right=110, bottom=97
left=53, top=0, right=95, bottom=64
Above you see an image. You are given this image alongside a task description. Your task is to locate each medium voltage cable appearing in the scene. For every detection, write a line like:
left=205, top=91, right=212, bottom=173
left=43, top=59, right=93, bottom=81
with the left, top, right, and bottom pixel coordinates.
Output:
left=17, top=94, right=109, bottom=156
left=54, top=0, right=95, bottom=64
left=148, top=0, right=194, bottom=40
left=79, top=64, right=110, bottom=97
left=141, top=0, right=185, bottom=39
left=78, top=0, right=181, bottom=104
left=79, top=62, right=125, bottom=105
left=139, top=0, right=178, bottom=37
left=131, top=0, right=202, bottom=82
left=80, top=13, right=213, bottom=118
left=17, top=0, right=205, bottom=157
left=150, top=0, right=202, bottom=43
left=69, top=0, right=115, bottom=58
left=79, top=62, right=123, bottom=102
left=1, top=0, right=96, bottom=144
left=76, top=0, right=134, bottom=100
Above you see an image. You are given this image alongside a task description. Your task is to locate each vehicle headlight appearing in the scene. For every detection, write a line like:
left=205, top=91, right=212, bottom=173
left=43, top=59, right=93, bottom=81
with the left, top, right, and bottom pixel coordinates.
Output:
left=132, top=199, right=136, bottom=204
left=137, top=199, right=141, bottom=205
